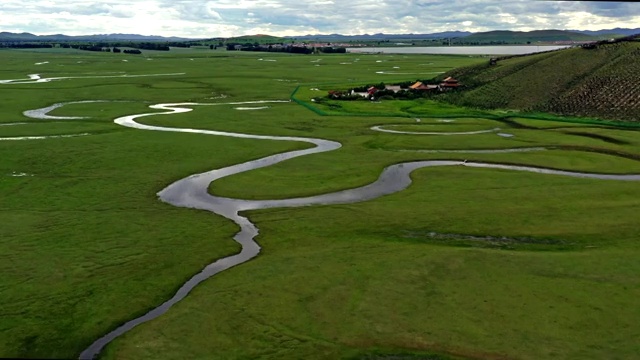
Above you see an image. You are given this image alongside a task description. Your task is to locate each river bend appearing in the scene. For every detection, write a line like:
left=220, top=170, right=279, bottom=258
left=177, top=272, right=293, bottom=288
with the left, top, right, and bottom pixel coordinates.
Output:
left=23, top=100, right=632, bottom=360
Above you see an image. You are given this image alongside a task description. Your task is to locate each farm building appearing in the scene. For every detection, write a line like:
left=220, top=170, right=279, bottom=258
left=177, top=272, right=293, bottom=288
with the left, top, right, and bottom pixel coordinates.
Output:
left=345, top=86, right=380, bottom=98
left=410, top=81, right=439, bottom=91
left=384, top=85, right=402, bottom=92
left=439, top=77, right=461, bottom=90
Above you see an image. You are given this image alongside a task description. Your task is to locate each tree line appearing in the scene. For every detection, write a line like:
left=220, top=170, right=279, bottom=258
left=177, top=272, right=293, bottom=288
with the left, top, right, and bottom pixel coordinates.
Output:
left=226, top=43, right=346, bottom=54
left=1, top=41, right=193, bottom=51
left=0, top=43, right=53, bottom=49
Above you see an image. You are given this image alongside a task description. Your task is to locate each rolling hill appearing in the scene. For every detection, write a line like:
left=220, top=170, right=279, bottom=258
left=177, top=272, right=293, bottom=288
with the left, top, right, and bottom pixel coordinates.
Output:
left=3, top=29, right=639, bottom=44
left=457, top=29, right=608, bottom=44
left=286, top=31, right=473, bottom=41
left=573, top=27, right=640, bottom=37
left=439, top=40, right=640, bottom=121
left=223, top=34, right=286, bottom=44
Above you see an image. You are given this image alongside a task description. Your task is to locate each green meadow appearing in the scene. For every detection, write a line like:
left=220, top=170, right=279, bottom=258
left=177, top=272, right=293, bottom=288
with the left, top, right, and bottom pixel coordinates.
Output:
left=1, top=47, right=639, bottom=360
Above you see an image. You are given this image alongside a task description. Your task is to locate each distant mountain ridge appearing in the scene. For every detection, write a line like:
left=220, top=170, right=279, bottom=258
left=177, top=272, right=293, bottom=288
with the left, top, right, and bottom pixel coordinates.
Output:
left=0, top=32, right=195, bottom=42
left=285, top=31, right=473, bottom=41
left=571, top=28, right=640, bottom=37
left=283, top=29, right=640, bottom=42
left=1, top=28, right=639, bottom=43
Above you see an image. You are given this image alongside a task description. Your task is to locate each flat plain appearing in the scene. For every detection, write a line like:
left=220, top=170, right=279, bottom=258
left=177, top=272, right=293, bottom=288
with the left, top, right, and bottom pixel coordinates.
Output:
left=1, top=47, right=639, bottom=360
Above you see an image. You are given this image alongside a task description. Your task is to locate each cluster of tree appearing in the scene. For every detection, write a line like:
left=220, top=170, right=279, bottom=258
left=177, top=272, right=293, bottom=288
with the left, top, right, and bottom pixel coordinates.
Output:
left=376, top=88, right=437, bottom=100
left=226, top=43, right=312, bottom=54
left=68, top=45, right=141, bottom=54
left=226, top=43, right=346, bottom=54
left=351, top=80, right=428, bottom=90
left=1, top=39, right=196, bottom=52
left=351, top=82, right=386, bottom=92
left=450, top=40, right=510, bottom=46
left=63, top=41, right=189, bottom=51
left=327, top=91, right=364, bottom=101
left=395, top=80, right=418, bottom=88
left=317, top=47, right=347, bottom=53
left=74, top=45, right=109, bottom=52
left=328, top=88, right=438, bottom=101
left=585, top=33, right=640, bottom=49
left=107, top=41, right=189, bottom=49
left=0, top=43, right=53, bottom=48
left=59, top=42, right=112, bottom=50
left=329, top=78, right=452, bottom=101
left=165, top=42, right=191, bottom=48
left=131, top=43, right=169, bottom=51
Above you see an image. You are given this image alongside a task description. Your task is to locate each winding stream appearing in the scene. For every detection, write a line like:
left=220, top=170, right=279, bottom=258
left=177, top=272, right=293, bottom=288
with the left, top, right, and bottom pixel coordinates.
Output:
left=0, top=73, right=186, bottom=85
left=399, top=147, right=548, bottom=154
left=0, top=133, right=91, bottom=141
left=0, top=101, right=111, bottom=141
left=23, top=100, right=111, bottom=120
left=371, top=124, right=501, bottom=135
left=19, top=101, right=638, bottom=359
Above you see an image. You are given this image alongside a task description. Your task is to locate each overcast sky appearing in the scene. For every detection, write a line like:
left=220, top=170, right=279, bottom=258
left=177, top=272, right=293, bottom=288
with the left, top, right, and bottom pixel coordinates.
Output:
left=1, top=0, right=639, bottom=37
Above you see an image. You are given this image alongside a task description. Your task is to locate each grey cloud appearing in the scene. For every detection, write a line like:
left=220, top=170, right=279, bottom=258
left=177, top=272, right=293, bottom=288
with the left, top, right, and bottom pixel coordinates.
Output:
left=2, top=0, right=639, bottom=37
left=582, top=2, right=640, bottom=18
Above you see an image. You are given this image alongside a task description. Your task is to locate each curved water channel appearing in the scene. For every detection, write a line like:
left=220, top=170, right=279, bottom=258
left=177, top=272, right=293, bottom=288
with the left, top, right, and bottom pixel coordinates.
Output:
left=0, top=72, right=185, bottom=85
left=18, top=101, right=638, bottom=359
left=0, top=133, right=90, bottom=141
left=371, top=124, right=501, bottom=135
left=0, top=101, right=112, bottom=141
left=23, top=100, right=112, bottom=120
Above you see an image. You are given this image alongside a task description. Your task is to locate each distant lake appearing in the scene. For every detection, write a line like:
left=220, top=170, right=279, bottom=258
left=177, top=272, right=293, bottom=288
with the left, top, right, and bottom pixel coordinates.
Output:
left=346, top=45, right=572, bottom=55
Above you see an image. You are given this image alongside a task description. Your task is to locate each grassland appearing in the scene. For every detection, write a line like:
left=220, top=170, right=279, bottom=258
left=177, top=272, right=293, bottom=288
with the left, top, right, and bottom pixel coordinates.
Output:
left=1, top=47, right=640, bottom=360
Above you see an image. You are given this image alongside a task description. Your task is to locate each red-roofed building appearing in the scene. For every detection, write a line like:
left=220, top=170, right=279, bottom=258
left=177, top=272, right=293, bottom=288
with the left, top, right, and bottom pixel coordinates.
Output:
left=440, top=77, right=460, bottom=89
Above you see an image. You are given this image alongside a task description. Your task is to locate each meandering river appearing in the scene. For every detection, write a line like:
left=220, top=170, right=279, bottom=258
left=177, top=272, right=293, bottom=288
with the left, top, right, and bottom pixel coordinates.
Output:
left=16, top=101, right=639, bottom=359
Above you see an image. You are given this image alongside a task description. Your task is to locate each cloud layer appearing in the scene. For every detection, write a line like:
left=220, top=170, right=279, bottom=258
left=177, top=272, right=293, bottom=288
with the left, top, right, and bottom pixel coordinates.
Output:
left=1, top=0, right=639, bottom=37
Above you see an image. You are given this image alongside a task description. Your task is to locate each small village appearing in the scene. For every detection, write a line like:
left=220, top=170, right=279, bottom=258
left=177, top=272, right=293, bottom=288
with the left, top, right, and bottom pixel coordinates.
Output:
left=328, top=77, right=461, bottom=101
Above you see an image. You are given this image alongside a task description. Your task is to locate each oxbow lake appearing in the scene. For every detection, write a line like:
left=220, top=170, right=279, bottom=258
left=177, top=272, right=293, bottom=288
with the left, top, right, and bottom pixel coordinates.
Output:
left=346, top=45, right=572, bottom=55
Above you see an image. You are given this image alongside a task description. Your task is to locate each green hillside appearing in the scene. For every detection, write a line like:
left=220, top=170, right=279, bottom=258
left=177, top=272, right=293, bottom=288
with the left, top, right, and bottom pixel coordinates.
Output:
left=225, top=34, right=286, bottom=44
left=0, top=31, right=39, bottom=40
left=458, top=30, right=602, bottom=44
left=440, top=41, right=640, bottom=121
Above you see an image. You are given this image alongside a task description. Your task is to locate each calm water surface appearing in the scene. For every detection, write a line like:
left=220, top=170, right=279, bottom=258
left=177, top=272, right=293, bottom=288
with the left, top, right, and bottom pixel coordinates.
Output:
left=347, top=45, right=571, bottom=55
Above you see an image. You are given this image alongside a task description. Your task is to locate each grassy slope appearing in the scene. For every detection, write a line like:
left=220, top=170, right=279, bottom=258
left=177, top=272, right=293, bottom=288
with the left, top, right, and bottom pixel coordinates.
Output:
left=439, top=42, right=640, bottom=121
left=460, top=30, right=597, bottom=43
left=225, top=35, right=287, bottom=44
left=2, top=48, right=640, bottom=360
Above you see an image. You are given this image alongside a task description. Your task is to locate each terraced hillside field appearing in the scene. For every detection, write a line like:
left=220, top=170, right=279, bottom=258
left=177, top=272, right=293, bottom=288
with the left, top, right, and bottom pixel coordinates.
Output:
left=441, top=41, right=640, bottom=121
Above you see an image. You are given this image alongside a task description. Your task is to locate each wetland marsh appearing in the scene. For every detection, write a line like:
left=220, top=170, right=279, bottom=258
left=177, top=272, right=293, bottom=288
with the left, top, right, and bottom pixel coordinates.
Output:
left=1, top=48, right=639, bottom=360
